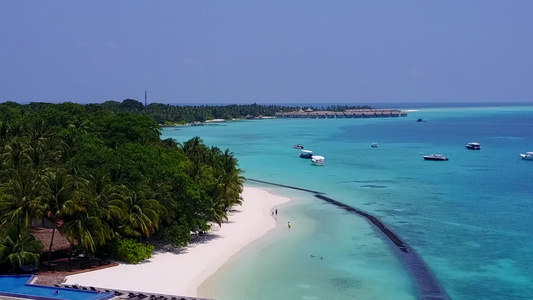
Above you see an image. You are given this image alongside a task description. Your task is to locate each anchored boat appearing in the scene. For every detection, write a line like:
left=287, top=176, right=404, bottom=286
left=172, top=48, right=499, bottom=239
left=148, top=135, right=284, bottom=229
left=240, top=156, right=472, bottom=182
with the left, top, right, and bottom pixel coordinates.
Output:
left=311, top=155, right=325, bottom=166
left=300, top=150, right=313, bottom=159
left=519, top=152, right=533, bottom=160
left=465, top=142, right=481, bottom=150
left=423, top=154, right=449, bottom=161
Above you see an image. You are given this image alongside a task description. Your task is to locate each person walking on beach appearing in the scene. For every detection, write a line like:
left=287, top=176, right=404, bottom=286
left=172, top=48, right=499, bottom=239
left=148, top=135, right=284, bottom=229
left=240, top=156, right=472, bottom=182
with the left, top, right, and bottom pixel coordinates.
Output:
left=287, top=221, right=291, bottom=229
left=275, top=209, right=278, bottom=215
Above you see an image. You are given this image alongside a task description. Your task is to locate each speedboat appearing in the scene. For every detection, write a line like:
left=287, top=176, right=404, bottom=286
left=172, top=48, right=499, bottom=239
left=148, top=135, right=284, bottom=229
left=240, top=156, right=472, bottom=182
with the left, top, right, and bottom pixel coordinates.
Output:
left=371, top=143, right=378, bottom=148
left=519, top=152, right=533, bottom=160
left=423, top=154, right=449, bottom=161
left=311, top=155, right=325, bottom=165
left=300, top=150, right=313, bottom=158
left=465, top=142, right=481, bottom=150
left=293, top=144, right=304, bottom=149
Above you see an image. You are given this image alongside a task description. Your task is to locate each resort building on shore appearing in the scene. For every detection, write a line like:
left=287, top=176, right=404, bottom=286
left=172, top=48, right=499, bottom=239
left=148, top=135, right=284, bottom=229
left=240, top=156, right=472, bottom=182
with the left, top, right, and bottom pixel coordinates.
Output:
left=274, top=108, right=408, bottom=118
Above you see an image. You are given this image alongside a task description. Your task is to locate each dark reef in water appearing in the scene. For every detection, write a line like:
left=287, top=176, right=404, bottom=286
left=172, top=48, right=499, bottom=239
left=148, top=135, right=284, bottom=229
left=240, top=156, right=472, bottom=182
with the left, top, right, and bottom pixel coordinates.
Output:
left=247, top=178, right=451, bottom=300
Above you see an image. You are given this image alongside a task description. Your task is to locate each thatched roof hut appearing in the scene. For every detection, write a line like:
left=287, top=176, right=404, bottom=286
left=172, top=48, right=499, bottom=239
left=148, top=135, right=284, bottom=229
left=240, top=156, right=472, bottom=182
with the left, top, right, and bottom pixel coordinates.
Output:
left=32, top=228, right=76, bottom=252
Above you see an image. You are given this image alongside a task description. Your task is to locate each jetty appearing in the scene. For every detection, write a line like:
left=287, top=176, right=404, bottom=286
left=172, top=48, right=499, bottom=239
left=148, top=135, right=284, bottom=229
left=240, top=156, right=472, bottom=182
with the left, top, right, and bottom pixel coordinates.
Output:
left=274, top=108, right=408, bottom=119
left=247, top=178, right=450, bottom=300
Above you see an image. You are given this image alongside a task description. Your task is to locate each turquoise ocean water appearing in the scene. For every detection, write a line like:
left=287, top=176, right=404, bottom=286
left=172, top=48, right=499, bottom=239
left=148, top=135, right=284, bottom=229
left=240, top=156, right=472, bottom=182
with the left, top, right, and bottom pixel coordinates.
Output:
left=162, top=104, right=533, bottom=300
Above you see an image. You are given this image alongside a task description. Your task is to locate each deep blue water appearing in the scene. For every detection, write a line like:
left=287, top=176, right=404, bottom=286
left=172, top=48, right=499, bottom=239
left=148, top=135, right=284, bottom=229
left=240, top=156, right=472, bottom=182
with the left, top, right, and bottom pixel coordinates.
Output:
left=163, top=104, right=533, bottom=300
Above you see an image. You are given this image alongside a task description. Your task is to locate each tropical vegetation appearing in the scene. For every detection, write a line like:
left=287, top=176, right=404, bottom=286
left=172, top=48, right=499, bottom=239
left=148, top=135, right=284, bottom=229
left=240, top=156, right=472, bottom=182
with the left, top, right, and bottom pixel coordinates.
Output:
left=0, top=101, right=245, bottom=272
left=100, top=99, right=371, bottom=124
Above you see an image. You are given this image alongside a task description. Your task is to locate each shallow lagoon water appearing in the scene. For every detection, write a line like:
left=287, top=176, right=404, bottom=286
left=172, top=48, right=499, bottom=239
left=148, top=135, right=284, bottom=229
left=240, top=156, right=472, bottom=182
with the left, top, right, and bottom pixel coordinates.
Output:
left=163, top=105, right=533, bottom=300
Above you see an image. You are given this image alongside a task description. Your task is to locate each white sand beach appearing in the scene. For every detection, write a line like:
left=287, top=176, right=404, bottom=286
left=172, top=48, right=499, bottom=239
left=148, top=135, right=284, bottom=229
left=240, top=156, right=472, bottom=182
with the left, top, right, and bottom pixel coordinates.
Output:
left=64, top=186, right=289, bottom=297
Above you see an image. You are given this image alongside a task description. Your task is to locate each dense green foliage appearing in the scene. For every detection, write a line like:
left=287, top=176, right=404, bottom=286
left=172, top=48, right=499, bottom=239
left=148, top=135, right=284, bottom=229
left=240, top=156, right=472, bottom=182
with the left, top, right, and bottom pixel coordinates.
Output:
left=0, top=101, right=245, bottom=270
left=2, top=100, right=372, bottom=125
left=107, top=239, right=155, bottom=264
left=100, top=99, right=371, bottom=124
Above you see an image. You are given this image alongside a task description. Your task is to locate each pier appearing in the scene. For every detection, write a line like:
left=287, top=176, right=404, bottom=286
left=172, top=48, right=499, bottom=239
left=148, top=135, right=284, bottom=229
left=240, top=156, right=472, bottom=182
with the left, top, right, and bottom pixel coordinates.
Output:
left=247, top=178, right=450, bottom=300
left=274, top=108, right=408, bottom=119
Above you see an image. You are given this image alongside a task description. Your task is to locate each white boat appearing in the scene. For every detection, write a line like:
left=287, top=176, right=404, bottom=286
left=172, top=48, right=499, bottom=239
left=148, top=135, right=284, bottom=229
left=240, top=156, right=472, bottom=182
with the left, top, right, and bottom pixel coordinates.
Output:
left=311, top=155, right=325, bottom=165
left=371, top=143, right=378, bottom=148
left=423, top=154, right=449, bottom=161
left=465, top=142, right=481, bottom=150
left=300, top=150, right=313, bottom=158
left=519, top=152, right=533, bottom=160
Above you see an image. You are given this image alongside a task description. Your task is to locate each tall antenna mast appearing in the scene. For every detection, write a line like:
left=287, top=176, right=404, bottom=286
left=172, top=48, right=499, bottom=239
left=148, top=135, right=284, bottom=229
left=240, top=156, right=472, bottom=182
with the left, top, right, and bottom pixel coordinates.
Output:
left=144, top=91, right=147, bottom=106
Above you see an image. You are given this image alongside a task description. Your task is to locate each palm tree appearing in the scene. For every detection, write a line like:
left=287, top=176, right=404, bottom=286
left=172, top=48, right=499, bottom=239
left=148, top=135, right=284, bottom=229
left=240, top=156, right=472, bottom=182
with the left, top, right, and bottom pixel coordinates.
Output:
left=206, top=184, right=229, bottom=226
left=214, top=149, right=245, bottom=208
left=0, top=224, right=43, bottom=273
left=161, top=138, right=179, bottom=149
left=181, top=137, right=212, bottom=182
left=59, top=130, right=78, bottom=163
left=0, top=168, right=43, bottom=228
left=122, top=187, right=163, bottom=238
left=61, top=212, right=110, bottom=253
left=144, top=178, right=172, bottom=222
left=181, top=136, right=208, bottom=163
left=40, top=168, right=76, bottom=265
left=24, top=119, right=48, bottom=145
left=57, top=173, right=115, bottom=254
left=26, top=138, right=58, bottom=172
left=78, top=171, right=125, bottom=222
left=1, top=138, right=32, bottom=174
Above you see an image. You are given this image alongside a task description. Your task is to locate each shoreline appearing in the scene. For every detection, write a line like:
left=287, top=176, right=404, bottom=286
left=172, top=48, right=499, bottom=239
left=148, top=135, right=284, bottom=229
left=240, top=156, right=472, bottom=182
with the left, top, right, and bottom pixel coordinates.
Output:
left=64, top=186, right=290, bottom=297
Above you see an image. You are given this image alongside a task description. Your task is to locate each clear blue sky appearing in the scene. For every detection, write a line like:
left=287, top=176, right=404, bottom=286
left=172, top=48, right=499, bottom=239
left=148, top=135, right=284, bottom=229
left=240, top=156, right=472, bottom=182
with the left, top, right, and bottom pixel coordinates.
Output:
left=1, top=1, right=532, bottom=104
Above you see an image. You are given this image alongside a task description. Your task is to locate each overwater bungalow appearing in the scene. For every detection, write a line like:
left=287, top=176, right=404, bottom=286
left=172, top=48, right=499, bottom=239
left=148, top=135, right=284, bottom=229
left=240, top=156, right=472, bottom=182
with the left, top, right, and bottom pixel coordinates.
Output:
left=274, top=108, right=407, bottom=119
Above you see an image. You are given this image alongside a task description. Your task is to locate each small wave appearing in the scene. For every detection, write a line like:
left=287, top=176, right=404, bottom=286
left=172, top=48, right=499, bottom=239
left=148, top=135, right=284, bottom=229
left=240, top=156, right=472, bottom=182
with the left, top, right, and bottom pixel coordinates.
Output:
left=360, top=184, right=387, bottom=189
